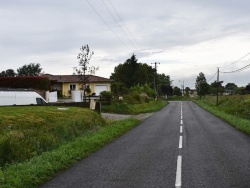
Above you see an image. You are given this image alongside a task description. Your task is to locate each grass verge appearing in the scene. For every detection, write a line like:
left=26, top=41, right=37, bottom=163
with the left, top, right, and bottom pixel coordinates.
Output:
left=195, top=99, right=250, bottom=136
left=0, top=118, right=141, bottom=188
left=0, top=106, right=106, bottom=170
left=101, top=100, right=168, bottom=114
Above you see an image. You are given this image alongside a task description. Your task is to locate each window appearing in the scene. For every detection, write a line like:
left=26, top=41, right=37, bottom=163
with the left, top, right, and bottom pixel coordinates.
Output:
left=36, top=98, right=46, bottom=105
left=69, top=84, right=76, bottom=90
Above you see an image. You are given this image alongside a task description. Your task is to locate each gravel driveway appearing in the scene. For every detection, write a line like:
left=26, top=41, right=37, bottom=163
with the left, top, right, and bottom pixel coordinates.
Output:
left=101, top=113, right=153, bottom=121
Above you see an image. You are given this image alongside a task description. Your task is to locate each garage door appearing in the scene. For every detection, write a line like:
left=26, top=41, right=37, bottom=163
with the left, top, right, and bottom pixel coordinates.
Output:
left=94, top=85, right=108, bottom=95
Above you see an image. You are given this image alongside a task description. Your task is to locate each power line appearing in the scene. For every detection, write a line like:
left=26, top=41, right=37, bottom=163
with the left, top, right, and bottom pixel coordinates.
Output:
left=101, top=0, right=139, bottom=50
left=86, top=0, right=130, bottom=50
left=108, top=0, right=142, bottom=50
left=221, top=51, right=250, bottom=69
left=207, top=71, right=218, bottom=82
left=220, top=62, right=250, bottom=73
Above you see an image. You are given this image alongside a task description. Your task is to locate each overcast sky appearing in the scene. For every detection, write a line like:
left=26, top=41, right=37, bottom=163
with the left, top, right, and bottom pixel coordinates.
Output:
left=1, top=0, right=250, bottom=88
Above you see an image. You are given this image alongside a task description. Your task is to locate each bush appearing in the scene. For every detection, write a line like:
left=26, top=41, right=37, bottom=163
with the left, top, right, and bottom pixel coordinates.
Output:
left=100, top=91, right=113, bottom=103
left=130, top=85, right=156, bottom=98
left=123, top=92, right=143, bottom=104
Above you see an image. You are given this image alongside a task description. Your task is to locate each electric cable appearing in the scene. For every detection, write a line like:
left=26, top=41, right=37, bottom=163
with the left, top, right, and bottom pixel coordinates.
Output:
left=102, top=0, right=139, bottom=50
left=221, top=51, right=250, bottom=69
left=221, top=62, right=250, bottom=73
left=207, top=71, right=218, bottom=82
left=86, top=0, right=130, bottom=50
left=108, top=0, right=142, bottom=50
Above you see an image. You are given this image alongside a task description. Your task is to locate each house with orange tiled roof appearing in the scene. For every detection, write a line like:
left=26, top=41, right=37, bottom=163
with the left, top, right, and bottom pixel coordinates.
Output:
left=45, top=74, right=112, bottom=97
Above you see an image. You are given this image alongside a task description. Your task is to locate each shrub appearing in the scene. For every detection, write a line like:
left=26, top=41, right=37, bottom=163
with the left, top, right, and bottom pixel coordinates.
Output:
left=100, top=91, right=113, bottom=103
left=130, top=84, right=156, bottom=98
left=123, top=92, right=143, bottom=104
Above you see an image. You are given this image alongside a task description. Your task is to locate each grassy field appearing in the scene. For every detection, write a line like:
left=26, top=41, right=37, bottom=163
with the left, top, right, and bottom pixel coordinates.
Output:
left=101, top=99, right=168, bottom=114
left=0, top=101, right=168, bottom=187
left=194, top=95, right=250, bottom=136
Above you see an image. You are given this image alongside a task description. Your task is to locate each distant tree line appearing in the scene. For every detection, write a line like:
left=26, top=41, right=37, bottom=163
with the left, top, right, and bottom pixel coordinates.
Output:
left=0, top=63, right=43, bottom=77
left=195, top=72, right=250, bottom=98
left=0, top=63, right=48, bottom=90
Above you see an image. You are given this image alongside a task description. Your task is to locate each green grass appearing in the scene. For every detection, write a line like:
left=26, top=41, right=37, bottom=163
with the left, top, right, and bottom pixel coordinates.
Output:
left=0, top=118, right=141, bottom=188
left=101, top=99, right=168, bottom=114
left=195, top=95, right=250, bottom=136
left=0, top=106, right=106, bottom=169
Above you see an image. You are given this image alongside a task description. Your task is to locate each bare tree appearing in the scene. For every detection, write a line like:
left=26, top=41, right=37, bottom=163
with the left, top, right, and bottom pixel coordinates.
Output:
left=76, top=45, right=95, bottom=101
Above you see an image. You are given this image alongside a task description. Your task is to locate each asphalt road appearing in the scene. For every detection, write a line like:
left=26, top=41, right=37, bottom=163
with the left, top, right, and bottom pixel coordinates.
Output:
left=41, top=101, right=250, bottom=188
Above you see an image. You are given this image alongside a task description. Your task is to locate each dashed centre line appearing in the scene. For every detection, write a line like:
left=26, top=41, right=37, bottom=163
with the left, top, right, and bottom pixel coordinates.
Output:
left=175, top=102, right=183, bottom=188
left=179, top=136, right=183, bottom=149
left=175, top=155, right=182, bottom=187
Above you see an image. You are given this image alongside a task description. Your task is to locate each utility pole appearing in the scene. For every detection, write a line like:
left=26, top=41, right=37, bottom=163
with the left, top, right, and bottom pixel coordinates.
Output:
left=216, top=67, right=220, bottom=106
left=151, top=62, right=160, bottom=95
left=179, top=80, right=184, bottom=96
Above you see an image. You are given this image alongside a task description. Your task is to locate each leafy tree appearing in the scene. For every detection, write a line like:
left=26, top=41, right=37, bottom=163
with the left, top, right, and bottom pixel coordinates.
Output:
left=0, top=71, right=5, bottom=77
left=195, top=72, right=209, bottom=98
left=246, top=84, right=250, bottom=93
left=160, top=85, right=173, bottom=97
left=185, top=87, right=191, bottom=96
left=17, top=63, right=42, bottom=76
left=157, top=73, right=172, bottom=97
left=173, top=86, right=182, bottom=96
left=210, top=81, right=224, bottom=95
left=110, top=54, right=154, bottom=88
left=225, top=83, right=237, bottom=90
left=157, top=73, right=172, bottom=86
left=0, top=69, right=16, bottom=77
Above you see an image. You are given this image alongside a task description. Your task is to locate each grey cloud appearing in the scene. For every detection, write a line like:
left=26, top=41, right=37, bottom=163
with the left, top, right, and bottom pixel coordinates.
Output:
left=1, top=0, right=250, bottom=87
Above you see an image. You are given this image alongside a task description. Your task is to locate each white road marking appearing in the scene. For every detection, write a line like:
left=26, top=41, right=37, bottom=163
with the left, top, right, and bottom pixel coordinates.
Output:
left=179, top=136, right=183, bottom=149
left=175, top=155, right=182, bottom=187
left=175, top=102, right=183, bottom=187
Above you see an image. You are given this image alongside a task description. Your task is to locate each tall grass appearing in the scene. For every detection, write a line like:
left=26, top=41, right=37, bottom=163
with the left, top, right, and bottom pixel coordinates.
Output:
left=0, top=106, right=106, bottom=171
left=195, top=95, right=250, bottom=136
left=0, top=118, right=140, bottom=188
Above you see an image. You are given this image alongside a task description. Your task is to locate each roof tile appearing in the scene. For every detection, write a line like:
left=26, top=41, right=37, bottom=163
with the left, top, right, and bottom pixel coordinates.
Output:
left=44, top=74, right=112, bottom=83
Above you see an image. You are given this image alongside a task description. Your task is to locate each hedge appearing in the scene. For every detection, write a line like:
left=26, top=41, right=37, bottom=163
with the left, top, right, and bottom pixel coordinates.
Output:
left=0, top=77, right=50, bottom=90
